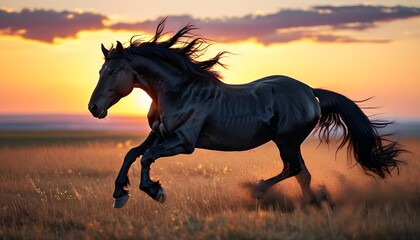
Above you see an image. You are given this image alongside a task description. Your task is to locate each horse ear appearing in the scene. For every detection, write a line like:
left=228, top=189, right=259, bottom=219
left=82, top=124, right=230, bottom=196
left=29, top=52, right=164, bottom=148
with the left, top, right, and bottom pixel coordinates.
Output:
left=116, top=41, right=124, bottom=52
left=101, top=43, right=109, bottom=58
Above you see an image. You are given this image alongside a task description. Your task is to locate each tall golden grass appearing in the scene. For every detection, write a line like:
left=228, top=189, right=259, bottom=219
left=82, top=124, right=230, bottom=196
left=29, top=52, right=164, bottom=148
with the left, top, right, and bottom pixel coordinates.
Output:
left=0, top=132, right=419, bottom=239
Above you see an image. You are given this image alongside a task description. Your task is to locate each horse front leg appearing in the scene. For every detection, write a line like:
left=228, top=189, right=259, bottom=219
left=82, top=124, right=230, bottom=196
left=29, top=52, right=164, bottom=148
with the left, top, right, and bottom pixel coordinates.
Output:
left=113, top=131, right=160, bottom=208
left=139, top=136, right=194, bottom=203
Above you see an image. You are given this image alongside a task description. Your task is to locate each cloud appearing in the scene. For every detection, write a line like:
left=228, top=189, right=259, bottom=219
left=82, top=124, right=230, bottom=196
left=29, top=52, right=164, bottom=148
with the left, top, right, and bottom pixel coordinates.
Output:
left=110, top=5, right=420, bottom=44
left=1, top=5, right=420, bottom=44
left=0, top=8, right=107, bottom=42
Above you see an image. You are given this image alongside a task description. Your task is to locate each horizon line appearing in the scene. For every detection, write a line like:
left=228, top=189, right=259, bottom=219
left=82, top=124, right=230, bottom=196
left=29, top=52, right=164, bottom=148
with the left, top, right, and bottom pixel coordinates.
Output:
left=1, top=113, right=420, bottom=136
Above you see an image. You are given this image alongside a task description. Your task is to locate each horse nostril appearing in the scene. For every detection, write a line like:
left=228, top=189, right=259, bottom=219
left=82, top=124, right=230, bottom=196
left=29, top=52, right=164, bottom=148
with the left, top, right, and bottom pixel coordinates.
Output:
left=89, top=103, right=98, bottom=112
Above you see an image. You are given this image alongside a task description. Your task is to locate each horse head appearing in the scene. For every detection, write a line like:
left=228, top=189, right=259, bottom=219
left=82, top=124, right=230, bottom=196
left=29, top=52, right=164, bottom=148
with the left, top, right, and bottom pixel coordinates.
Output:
left=88, top=41, right=138, bottom=119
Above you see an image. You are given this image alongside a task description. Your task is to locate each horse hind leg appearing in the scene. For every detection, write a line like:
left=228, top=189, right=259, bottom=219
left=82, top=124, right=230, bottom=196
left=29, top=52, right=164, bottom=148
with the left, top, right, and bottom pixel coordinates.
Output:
left=254, top=142, right=302, bottom=198
left=295, top=151, right=316, bottom=204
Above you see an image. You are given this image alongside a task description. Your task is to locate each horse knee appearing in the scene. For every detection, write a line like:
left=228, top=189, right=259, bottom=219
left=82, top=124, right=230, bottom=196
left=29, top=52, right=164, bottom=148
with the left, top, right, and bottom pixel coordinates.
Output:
left=125, top=147, right=141, bottom=163
left=140, top=149, right=156, bottom=167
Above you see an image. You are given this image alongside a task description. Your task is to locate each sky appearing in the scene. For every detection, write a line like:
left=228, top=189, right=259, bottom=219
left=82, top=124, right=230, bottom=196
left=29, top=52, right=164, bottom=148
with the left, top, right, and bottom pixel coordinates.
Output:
left=1, top=1, right=420, bottom=120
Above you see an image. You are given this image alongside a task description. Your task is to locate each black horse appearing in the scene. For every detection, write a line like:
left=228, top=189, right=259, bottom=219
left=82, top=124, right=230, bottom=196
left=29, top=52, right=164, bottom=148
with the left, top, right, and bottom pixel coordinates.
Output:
left=88, top=19, right=404, bottom=208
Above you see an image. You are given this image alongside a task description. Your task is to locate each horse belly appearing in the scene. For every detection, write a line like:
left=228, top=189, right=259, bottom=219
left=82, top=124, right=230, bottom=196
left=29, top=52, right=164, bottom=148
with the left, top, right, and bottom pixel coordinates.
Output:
left=196, top=122, right=273, bottom=151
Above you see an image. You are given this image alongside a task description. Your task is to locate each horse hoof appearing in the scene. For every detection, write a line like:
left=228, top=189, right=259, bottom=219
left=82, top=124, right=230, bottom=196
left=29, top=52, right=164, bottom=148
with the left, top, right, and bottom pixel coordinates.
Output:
left=113, top=194, right=129, bottom=208
left=155, top=186, right=166, bottom=203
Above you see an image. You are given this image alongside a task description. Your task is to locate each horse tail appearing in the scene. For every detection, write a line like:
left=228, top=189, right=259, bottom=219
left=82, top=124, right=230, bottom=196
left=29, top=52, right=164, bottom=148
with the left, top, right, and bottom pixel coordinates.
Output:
left=312, top=88, right=405, bottom=178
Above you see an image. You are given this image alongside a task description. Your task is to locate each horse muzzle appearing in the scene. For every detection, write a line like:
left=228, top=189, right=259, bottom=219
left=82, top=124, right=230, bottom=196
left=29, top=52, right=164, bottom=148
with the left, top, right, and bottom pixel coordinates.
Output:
left=88, top=103, right=108, bottom=119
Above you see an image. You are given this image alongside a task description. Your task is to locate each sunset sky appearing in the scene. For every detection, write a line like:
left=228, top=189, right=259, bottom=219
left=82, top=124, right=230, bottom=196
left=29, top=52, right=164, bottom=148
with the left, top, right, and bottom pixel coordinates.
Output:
left=1, top=1, right=419, bottom=120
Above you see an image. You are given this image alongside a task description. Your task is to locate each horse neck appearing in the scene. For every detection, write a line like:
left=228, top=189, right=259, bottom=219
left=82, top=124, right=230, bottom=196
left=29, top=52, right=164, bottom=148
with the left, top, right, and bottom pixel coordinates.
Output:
left=132, top=56, right=186, bottom=101
left=132, top=55, right=220, bottom=101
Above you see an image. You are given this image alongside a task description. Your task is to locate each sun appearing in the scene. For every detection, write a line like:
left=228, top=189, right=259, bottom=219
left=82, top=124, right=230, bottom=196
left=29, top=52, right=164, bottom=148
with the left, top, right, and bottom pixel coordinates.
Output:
left=108, top=88, right=151, bottom=116
left=135, top=90, right=153, bottom=113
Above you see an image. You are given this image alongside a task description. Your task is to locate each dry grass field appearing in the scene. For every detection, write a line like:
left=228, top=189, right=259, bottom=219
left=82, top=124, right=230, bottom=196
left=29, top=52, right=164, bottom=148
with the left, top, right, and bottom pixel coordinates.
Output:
left=0, top=131, right=419, bottom=239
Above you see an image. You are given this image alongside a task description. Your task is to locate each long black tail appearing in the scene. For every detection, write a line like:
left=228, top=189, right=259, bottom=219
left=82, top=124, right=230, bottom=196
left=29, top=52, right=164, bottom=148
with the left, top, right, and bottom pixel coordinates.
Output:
left=313, top=88, right=405, bottom=178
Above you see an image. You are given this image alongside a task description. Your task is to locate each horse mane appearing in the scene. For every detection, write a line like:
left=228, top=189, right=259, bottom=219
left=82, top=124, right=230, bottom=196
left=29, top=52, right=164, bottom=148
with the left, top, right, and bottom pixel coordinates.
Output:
left=125, top=18, right=229, bottom=83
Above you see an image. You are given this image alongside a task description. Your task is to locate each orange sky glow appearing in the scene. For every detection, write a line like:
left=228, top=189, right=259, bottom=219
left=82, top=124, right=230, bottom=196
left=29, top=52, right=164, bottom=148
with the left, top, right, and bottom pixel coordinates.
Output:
left=0, top=1, right=419, bottom=120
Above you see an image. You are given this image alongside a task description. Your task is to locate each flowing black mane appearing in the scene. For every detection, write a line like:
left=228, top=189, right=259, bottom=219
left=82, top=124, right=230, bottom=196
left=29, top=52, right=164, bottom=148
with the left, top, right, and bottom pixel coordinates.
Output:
left=111, top=18, right=228, bottom=83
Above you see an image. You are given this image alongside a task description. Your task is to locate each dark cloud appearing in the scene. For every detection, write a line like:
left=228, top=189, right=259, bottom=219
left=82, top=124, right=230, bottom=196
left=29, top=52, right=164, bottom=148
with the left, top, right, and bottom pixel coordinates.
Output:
left=1, top=5, right=419, bottom=44
left=256, top=30, right=390, bottom=45
left=109, top=5, right=420, bottom=44
left=0, top=8, right=106, bottom=42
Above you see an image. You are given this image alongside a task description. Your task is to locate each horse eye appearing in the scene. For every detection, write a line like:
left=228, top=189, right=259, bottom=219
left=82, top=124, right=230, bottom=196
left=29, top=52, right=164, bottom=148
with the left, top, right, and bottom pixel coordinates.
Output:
left=111, top=70, right=118, bottom=76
